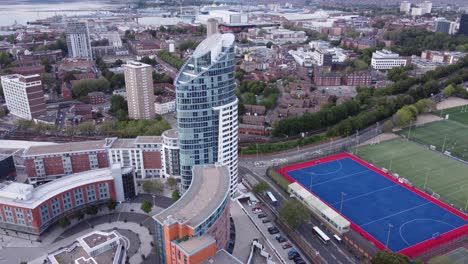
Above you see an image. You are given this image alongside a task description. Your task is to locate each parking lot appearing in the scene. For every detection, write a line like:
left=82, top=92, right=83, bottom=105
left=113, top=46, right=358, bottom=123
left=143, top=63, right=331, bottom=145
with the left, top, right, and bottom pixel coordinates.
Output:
left=239, top=198, right=310, bottom=264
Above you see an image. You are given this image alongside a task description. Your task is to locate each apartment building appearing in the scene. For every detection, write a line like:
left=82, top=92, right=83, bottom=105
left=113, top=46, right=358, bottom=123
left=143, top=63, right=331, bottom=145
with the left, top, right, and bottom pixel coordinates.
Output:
left=1, top=74, right=46, bottom=120
left=371, top=49, right=408, bottom=70
left=123, top=61, right=155, bottom=120
left=66, top=21, right=93, bottom=59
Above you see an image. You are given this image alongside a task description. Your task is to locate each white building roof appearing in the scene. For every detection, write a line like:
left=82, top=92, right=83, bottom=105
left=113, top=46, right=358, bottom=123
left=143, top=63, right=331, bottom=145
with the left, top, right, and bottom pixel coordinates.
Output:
left=288, top=182, right=350, bottom=229
left=192, top=33, right=235, bottom=63
left=0, top=165, right=127, bottom=209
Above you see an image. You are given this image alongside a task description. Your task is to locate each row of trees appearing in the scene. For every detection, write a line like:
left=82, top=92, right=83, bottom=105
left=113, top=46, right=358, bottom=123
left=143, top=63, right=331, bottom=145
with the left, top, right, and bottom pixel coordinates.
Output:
left=386, top=28, right=468, bottom=56
left=72, top=78, right=111, bottom=101
left=158, top=51, right=184, bottom=69
left=98, top=118, right=171, bottom=138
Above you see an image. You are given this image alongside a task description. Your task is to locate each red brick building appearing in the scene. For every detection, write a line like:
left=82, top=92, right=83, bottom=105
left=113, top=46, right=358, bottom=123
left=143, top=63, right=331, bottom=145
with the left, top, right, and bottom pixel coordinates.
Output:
left=314, top=72, right=342, bottom=86
left=343, top=72, right=372, bottom=86
left=23, top=137, right=166, bottom=183
left=87, top=91, right=105, bottom=105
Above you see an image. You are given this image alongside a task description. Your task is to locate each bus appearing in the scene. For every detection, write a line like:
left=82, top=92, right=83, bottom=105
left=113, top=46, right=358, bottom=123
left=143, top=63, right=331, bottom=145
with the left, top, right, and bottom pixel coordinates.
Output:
left=313, top=226, right=330, bottom=244
left=266, top=191, right=278, bottom=206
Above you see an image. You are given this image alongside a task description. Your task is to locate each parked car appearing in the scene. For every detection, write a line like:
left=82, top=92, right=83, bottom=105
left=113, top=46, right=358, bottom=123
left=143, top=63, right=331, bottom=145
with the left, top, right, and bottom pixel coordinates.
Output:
left=262, top=219, right=271, bottom=223
left=252, top=208, right=262, bottom=214
left=257, top=213, right=267, bottom=219
left=251, top=206, right=261, bottom=211
left=288, top=249, right=298, bottom=257
left=267, top=226, right=277, bottom=232
left=293, top=256, right=304, bottom=263
left=288, top=252, right=300, bottom=260
left=282, top=243, right=292, bottom=249
left=275, top=235, right=287, bottom=243
left=269, top=228, right=279, bottom=234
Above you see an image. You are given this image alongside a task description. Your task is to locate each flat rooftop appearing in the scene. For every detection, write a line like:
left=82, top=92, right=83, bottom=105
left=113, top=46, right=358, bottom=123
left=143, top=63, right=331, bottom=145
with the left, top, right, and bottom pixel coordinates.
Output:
left=176, top=235, right=215, bottom=255
left=154, top=164, right=230, bottom=228
left=162, top=129, right=178, bottom=139
left=109, top=138, right=135, bottom=149
left=134, top=136, right=162, bottom=144
left=203, top=249, right=243, bottom=264
left=23, top=140, right=106, bottom=156
left=0, top=166, right=129, bottom=209
left=82, top=232, right=117, bottom=249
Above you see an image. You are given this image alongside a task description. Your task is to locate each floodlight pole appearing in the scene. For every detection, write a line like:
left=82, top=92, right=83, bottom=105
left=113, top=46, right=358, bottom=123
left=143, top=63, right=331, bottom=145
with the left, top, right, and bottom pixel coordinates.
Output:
left=465, top=199, right=468, bottom=211
left=340, top=192, right=346, bottom=213
left=424, top=169, right=430, bottom=189
left=441, top=135, right=447, bottom=153
left=385, top=224, right=393, bottom=250
left=407, top=121, right=413, bottom=140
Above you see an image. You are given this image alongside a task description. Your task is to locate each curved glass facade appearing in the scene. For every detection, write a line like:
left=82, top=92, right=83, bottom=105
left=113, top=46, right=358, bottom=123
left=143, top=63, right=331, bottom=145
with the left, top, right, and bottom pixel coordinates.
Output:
left=175, top=34, right=238, bottom=194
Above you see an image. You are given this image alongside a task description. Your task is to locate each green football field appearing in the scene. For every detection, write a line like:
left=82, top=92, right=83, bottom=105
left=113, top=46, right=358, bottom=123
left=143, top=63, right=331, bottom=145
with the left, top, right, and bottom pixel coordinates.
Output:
left=433, top=104, right=468, bottom=126
left=353, top=138, right=468, bottom=210
left=398, top=120, right=468, bottom=162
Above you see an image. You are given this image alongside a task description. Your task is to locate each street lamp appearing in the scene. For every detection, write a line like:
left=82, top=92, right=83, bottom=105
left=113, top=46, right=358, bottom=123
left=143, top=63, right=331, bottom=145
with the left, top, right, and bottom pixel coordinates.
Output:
left=339, top=192, right=346, bottom=213
left=385, top=224, right=393, bottom=249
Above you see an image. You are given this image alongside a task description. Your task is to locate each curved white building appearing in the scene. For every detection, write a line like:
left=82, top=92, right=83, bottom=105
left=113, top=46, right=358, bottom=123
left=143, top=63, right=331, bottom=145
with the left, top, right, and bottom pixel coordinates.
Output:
left=175, top=33, right=238, bottom=196
left=162, top=129, right=180, bottom=179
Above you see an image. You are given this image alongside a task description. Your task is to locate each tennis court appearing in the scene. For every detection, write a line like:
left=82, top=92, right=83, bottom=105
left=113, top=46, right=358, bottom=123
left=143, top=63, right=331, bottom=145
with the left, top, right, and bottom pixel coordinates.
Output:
left=279, top=153, right=467, bottom=257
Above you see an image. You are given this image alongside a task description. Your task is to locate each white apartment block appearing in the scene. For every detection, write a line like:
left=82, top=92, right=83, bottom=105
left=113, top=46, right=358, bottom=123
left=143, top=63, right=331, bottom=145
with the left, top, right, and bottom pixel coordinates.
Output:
left=263, top=27, right=307, bottom=45
left=154, top=99, right=176, bottom=115
left=123, top=61, right=155, bottom=120
left=0, top=74, right=46, bottom=120
left=400, top=1, right=411, bottom=13
left=66, top=21, right=93, bottom=59
left=371, top=49, right=408, bottom=70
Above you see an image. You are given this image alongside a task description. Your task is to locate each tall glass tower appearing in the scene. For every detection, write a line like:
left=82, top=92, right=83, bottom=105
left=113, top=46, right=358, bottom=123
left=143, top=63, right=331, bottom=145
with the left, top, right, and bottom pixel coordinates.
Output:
left=175, top=33, right=238, bottom=196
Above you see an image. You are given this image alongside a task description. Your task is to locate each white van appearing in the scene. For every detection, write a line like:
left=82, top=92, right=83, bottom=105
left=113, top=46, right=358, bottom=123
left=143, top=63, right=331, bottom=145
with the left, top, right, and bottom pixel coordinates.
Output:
left=333, top=234, right=342, bottom=243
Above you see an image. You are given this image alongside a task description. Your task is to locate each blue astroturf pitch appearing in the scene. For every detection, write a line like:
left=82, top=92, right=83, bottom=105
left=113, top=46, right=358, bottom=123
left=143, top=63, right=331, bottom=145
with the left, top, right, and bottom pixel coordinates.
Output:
left=287, top=157, right=467, bottom=252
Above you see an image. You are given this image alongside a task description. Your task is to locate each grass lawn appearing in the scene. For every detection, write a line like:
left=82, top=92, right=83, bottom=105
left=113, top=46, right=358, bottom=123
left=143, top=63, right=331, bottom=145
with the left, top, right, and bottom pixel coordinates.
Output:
left=353, top=138, right=468, bottom=210
left=433, top=104, right=468, bottom=126
left=398, top=120, right=468, bottom=162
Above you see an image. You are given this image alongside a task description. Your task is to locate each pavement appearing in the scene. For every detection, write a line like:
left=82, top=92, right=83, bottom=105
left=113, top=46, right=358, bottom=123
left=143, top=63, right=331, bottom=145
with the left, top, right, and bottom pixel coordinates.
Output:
left=0, top=195, right=173, bottom=264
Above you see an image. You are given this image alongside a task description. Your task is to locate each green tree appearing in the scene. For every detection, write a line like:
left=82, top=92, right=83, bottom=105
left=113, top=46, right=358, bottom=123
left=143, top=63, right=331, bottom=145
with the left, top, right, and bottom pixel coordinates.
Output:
left=110, top=95, right=128, bottom=120
left=252, top=181, right=269, bottom=194
left=371, top=251, right=410, bottom=264
left=78, top=122, right=94, bottom=135
left=382, top=120, right=394, bottom=133
left=166, top=177, right=178, bottom=190
left=172, top=190, right=181, bottom=201
left=235, top=71, right=245, bottom=81
left=443, top=84, right=455, bottom=97
left=178, top=40, right=199, bottom=52
left=139, top=56, right=157, bottom=66
left=140, top=200, right=152, bottom=213
left=106, top=199, right=117, bottom=211
left=58, top=216, right=70, bottom=228
left=85, top=205, right=99, bottom=215
left=74, top=210, right=84, bottom=220
left=0, top=108, right=6, bottom=118
left=72, top=78, right=111, bottom=99
left=110, top=73, right=125, bottom=89
left=41, top=73, right=58, bottom=92
left=41, top=58, right=52, bottom=73
left=279, top=200, right=310, bottom=229
left=142, top=179, right=164, bottom=195
left=266, top=41, right=274, bottom=48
